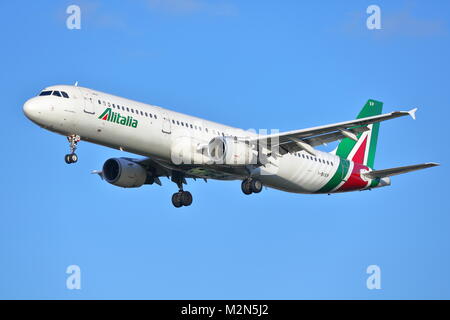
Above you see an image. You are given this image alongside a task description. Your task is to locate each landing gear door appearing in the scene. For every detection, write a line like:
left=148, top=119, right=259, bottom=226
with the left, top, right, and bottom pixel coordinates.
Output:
left=78, top=88, right=95, bottom=115
left=162, top=113, right=171, bottom=134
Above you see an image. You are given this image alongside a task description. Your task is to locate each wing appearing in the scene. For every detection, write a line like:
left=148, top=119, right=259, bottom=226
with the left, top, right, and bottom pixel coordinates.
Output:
left=92, top=154, right=248, bottom=187
left=246, top=108, right=418, bottom=155
left=364, top=163, right=439, bottom=179
left=135, top=157, right=246, bottom=182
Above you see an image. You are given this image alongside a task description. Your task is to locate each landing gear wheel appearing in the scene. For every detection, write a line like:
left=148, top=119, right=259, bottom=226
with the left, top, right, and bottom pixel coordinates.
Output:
left=181, top=191, right=193, bottom=206
left=241, top=180, right=253, bottom=195
left=65, top=153, right=78, bottom=164
left=172, top=191, right=193, bottom=208
left=69, top=153, right=78, bottom=163
left=250, top=179, right=263, bottom=193
left=172, top=192, right=183, bottom=208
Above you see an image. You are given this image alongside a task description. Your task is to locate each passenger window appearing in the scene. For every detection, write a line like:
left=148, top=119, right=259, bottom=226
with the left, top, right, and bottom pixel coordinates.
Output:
left=190, top=124, right=193, bottom=129
left=98, top=100, right=101, bottom=104
left=126, top=107, right=130, bottom=112
left=154, top=115, right=157, bottom=119
left=52, top=91, right=61, bottom=97
left=131, top=109, right=134, bottom=113
left=145, top=112, right=148, bottom=117
left=39, top=91, right=52, bottom=96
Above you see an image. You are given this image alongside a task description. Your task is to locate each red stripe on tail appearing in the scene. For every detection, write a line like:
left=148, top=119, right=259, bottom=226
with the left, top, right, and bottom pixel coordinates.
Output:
left=351, top=135, right=367, bottom=165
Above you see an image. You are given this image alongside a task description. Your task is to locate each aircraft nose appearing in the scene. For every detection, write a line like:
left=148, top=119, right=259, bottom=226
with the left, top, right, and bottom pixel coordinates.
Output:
left=23, top=98, right=42, bottom=121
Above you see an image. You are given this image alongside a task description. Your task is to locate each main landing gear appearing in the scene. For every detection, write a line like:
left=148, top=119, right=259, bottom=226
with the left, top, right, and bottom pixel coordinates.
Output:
left=64, top=134, right=80, bottom=164
left=171, top=190, right=193, bottom=208
left=241, top=178, right=263, bottom=195
left=171, top=173, right=193, bottom=208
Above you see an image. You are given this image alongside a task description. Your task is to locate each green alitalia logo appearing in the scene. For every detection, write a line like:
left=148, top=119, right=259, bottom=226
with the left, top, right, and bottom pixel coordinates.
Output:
left=98, top=108, right=138, bottom=128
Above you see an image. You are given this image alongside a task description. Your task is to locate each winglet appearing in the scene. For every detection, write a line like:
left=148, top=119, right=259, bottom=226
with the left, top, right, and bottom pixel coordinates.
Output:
left=408, top=108, right=418, bottom=120
left=426, top=162, right=440, bottom=167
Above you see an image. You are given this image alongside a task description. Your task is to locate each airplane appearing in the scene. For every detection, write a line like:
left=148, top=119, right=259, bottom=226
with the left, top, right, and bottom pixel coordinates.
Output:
left=23, top=84, right=439, bottom=208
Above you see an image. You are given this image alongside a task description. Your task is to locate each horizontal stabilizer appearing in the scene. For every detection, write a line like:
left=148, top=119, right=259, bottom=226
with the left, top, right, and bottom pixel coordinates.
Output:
left=363, top=163, right=439, bottom=179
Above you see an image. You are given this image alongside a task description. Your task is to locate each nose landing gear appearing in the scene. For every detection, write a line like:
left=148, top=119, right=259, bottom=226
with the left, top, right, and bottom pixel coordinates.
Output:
left=65, top=135, right=80, bottom=164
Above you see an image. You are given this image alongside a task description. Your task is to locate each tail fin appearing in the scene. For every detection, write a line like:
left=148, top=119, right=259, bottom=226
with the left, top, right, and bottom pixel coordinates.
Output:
left=335, top=99, right=383, bottom=169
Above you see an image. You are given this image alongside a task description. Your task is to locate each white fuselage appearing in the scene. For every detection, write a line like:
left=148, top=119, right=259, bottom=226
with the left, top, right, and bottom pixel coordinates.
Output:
left=23, top=85, right=345, bottom=194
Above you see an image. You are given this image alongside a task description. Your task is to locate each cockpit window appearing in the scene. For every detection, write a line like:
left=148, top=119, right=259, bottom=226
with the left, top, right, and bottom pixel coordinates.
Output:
left=52, top=91, right=62, bottom=97
left=61, top=91, right=69, bottom=98
left=39, top=91, right=52, bottom=96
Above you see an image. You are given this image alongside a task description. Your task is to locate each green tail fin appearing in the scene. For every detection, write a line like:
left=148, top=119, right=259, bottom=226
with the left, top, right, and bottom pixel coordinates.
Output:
left=335, top=99, right=383, bottom=169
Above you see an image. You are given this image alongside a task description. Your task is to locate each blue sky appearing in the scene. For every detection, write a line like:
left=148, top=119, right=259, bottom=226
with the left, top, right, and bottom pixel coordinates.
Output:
left=0, top=0, right=449, bottom=299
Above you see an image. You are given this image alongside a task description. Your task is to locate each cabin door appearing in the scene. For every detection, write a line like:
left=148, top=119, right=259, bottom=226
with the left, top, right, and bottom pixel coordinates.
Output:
left=161, top=113, right=171, bottom=134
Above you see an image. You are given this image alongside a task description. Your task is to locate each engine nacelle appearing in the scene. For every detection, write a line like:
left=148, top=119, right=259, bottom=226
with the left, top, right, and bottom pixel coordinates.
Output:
left=102, top=158, right=148, bottom=188
left=207, top=136, right=257, bottom=165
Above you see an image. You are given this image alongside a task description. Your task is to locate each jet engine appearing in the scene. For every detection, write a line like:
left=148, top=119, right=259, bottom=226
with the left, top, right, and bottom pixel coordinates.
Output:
left=102, top=158, right=148, bottom=188
left=207, top=136, right=257, bottom=165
